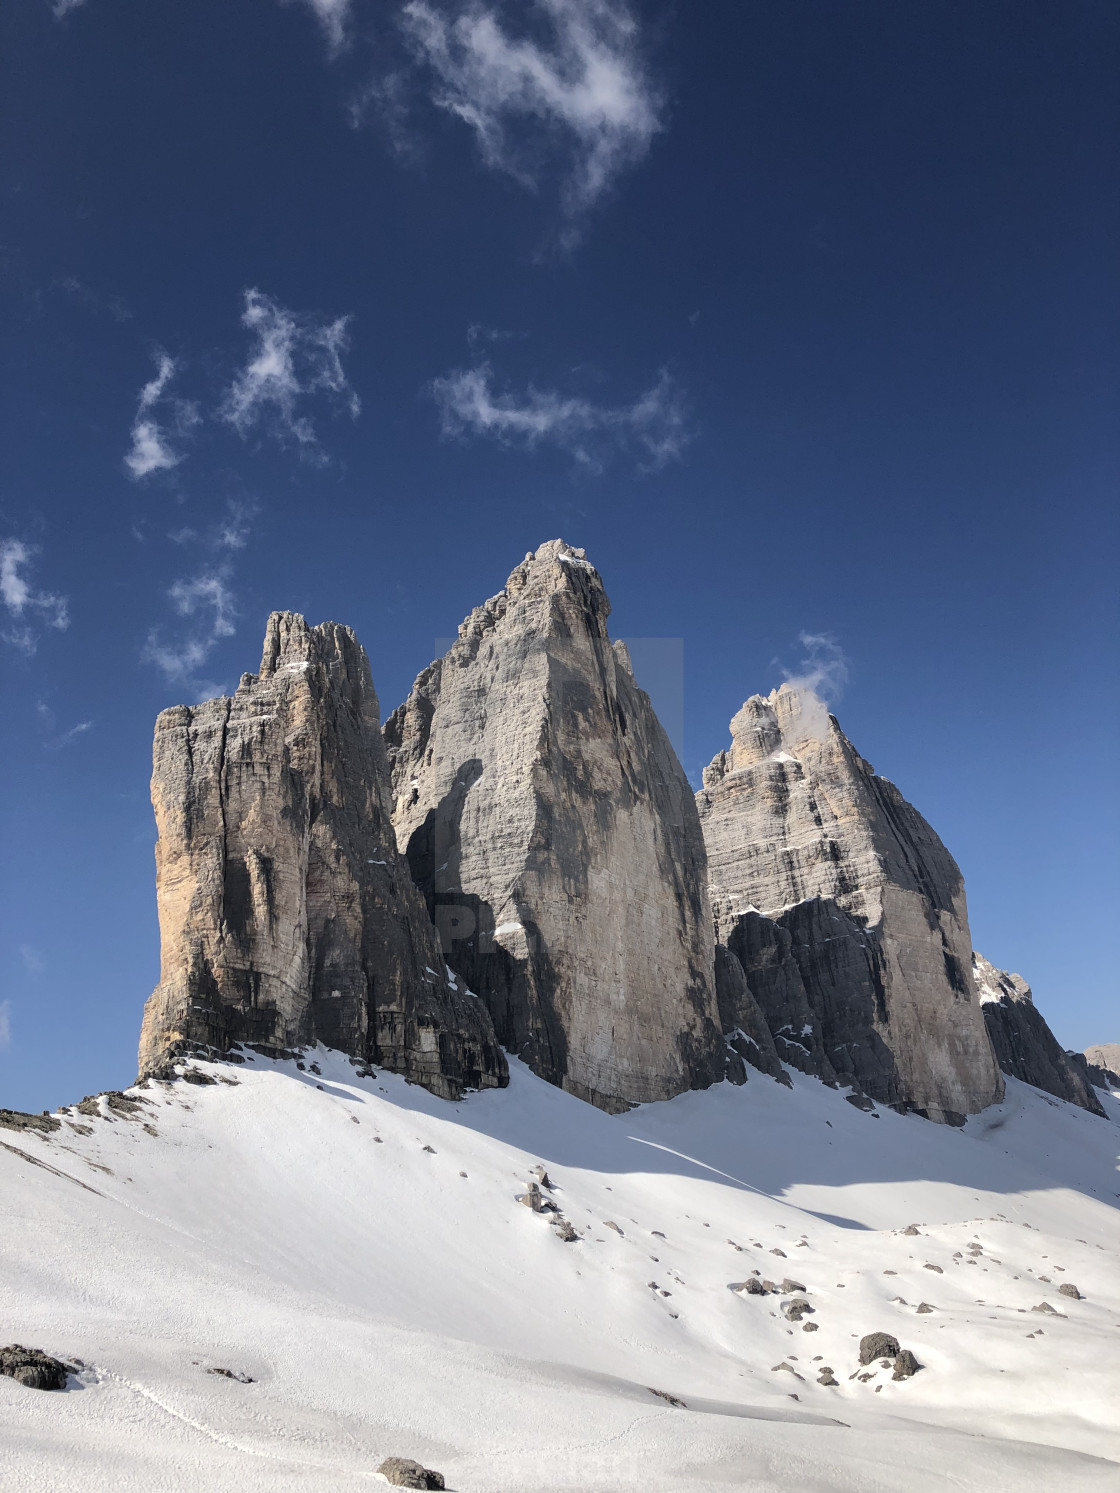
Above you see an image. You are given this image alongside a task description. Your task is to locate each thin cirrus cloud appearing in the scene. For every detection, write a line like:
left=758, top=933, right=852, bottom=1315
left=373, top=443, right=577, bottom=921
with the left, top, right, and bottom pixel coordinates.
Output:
left=124, top=352, right=200, bottom=481
left=0, top=540, right=69, bottom=654
left=219, top=288, right=360, bottom=458
left=143, top=503, right=255, bottom=698
left=396, top=0, right=662, bottom=235
left=294, top=0, right=351, bottom=50
left=431, top=362, right=690, bottom=471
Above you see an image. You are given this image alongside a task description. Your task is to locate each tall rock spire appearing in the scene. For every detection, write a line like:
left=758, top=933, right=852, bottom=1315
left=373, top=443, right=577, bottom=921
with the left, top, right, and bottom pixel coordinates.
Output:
left=697, top=685, right=1004, bottom=1122
left=138, top=611, right=507, bottom=1098
left=384, top=540, right=726, bottom=1112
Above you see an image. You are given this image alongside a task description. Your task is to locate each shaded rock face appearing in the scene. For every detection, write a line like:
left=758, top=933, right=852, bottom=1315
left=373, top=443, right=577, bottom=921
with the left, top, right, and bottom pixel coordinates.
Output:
left=384, top=540, right=725, bottom=1112
left=974, top=955, right=1105, bottom=1117
left=696, top=686, right=1003, bottom=1122
left=1083, top=1043, right=1120, bottom=1091
left=138, top=612, right=507, bottom=1100
left=713, top=944, right=788, bottom=1082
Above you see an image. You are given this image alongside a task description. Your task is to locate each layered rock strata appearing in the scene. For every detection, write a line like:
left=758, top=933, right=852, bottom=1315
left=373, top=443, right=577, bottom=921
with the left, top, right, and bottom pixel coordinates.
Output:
left=696, top=686, right=1004, bottom=1122
left=714, top=944, right=789, bottom=1084
left=974, top=955, right=1105, bottom=1116
left=138, top=612, right=507, bottom=1099
left=384, top=540, right=725, bottom=1112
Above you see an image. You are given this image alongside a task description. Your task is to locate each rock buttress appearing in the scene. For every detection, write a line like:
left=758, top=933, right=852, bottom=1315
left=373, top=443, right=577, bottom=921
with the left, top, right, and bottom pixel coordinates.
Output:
left=696, top=686, right=1004, bottom=1122
left=384, top=540, right=725, bottom=1112
left=138, top=612, right=507, bottom=1098
left=974, top=954, right=1105, bottom=1116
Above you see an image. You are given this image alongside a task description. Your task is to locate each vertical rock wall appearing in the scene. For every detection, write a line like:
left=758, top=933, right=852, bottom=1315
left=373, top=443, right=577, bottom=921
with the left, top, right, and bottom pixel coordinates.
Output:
left=974, top=954, right=1105, bottom=1116
left=138, top=612, right=507, bottom=1098
left=384, top=540, right=725, bottom=1112
left=697, top=686, right=1003, bottom=1122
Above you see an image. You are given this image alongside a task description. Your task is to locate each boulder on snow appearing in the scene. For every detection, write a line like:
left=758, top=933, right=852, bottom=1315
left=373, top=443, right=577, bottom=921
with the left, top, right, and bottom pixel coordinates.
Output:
left=0, top=1110, right=61, bottom=1135
left=916, top=1302, right=935, bottom=1314
left=731, top=1277, right=767, bottom=1295
left=783, top=1298, right=814, bottom=1322
left=892, top=1349, right=921, bottom=1380
left=780, top=1278, right=807, bottom=1293
left=1058, top=1283, right=1083, bottom=1300
left=0, top=1345, right=72, bottom=1391
left=377, top=1457, right=445, bottom=1490
left=859, top=1332, right=901, bottom=1365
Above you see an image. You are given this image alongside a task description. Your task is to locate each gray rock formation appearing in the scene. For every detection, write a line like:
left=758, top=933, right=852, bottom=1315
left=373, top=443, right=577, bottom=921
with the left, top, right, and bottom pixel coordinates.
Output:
left=713, top=944, right=789, bottom=1083
left=0, top=1346, right=72, bottom=1391
left=1083, top=1043, right=1120, bottom=1091
left=974, top=955, right=1105, bottom=1117
left=697, top=685, right=1004, bottom=1122
left=138, top=612, right=507, bottom=1100
left=384, top=540, right=725, bottom=1112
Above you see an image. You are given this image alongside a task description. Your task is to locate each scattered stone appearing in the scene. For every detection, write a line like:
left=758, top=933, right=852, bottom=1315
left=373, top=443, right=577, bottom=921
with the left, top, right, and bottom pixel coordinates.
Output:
left=605, top=1221, right=624, bottom=1235
left=923, top=1264, right=944, bottom=1274
left=0, top=1345, right=72, bottom=1391
left=859, top=1333, right=901, bottom=1365
left=770, top=1247, right=787, bottom=1257
left=732, top=1278, right=767, bottom=1296
left=902, top=1225, right=921, bottom=1236
left=818, top=1367, right=838, bottom=1386
left=422, top=1145, right=436, bottom=1154
left=783, top=1299, right=814, bottom=1322
left=181, top=1069, right=217, bottom=1086
left=802, top=1322, right=819, bottom=1333
left=771, top=1362, right=803, bottom=1380
left=761, top=1280, right=780, bottom=1293
left=1058, top=1283, right=1083, bottom=1300
left=916, top=1303, right=935, bottom=1314
left=1031, top=1302, right=1059, bottom=1315
left=208, top=1367, right=255, bottom=1384
left=780, top=1278, right=806, bottom=1293
left=519, top=1183, right=545, bottom=1212
left=845, top=1093, right=875, bottom=1112
left=531, top=1166, right=554, bottom=1189
left=376, top=1457, right=445, bottom=1490
left=892, top=1350, right=921, bottom=1380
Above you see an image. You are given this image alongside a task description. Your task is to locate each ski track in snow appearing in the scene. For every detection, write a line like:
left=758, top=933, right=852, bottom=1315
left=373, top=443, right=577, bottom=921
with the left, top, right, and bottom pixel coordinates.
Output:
left=1, top=1049, right=1118, bottom=1492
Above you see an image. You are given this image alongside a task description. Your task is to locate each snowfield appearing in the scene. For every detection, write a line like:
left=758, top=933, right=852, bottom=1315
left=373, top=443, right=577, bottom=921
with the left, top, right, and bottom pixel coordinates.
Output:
left=1, top=1051, right=1118, bottom=1492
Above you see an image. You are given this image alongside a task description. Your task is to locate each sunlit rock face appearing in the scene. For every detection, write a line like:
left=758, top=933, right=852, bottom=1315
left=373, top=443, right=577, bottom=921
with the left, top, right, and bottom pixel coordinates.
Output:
left=697, top=686, right=1004, bottom=1123
left=974, top=954, right=1105, bottom=1117
left=138, top=611, right=507, bottom=1099
left=384, top=540, right=726, bottom=1113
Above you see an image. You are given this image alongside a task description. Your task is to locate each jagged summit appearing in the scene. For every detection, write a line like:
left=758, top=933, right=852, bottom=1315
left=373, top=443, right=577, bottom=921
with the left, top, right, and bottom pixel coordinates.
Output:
left=385, top=539, right=726, bottom=1112
left=697, top=685, right=1004, bottom=1122
left=137, top=611, right=506, bottom=1098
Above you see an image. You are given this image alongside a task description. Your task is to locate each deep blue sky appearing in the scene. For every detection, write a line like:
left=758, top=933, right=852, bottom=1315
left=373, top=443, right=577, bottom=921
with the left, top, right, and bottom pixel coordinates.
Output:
left=1, top=0, right=1116, bottom=1112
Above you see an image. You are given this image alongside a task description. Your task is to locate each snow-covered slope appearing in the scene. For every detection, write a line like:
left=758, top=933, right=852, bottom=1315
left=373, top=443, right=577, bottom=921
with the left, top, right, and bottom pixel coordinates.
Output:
left=2, top=1051, right=1118, bottom=1492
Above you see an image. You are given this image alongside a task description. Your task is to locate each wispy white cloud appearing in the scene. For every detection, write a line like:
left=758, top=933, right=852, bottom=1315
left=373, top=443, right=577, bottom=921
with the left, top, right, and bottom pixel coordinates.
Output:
left=777, top=632, right=851, bottom=740
left=124, top=351, right=200, bottom=480
left=35, top=701, right=93, bottom=751
left=0, top=1001, right=10, bottom=1051
left=293, top=0, right=351, bottom=50
left=220, top=289, right=359, bottom=457
left=0, top=540, right=69, bottom=653
left=398, top=0, right=662, bottom=237
left=51, top=0, right=86, bottom=17
left=431, top=362, right=689, bottom=471
left=19, top=945, right=46, bottom=977
left=143, top=566, right=238, bottom=696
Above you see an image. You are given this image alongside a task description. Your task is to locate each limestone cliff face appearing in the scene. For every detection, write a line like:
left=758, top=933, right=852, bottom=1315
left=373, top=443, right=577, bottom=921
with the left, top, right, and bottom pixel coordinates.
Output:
left=138, top=612, right=507, bottom=1098
left=1083, top=1044, right=1120, bottom=1091
left=384, top=540, right=725, bottom=1112
left=974, top=955, right=1105, bottom=1116
left=696, top=686, right=1004, bottom=1122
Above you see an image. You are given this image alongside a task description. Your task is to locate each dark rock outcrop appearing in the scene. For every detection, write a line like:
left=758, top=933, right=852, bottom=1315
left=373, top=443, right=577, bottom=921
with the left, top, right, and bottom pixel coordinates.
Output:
left=697, top=686, right=1003, bottom=1122
left=0, top=1345, right=72, bottom=1390
left=714, top=944, right=789, bottom=1082
left=385, top=540, right=725, bottom=1113
left=376, top=1457, right=445, bottom=1490
left=0, top=1110, right=61, bottom=1135
left=974, top=955, right=1105, bottom=1117
left=859, top=1332, right=900, bottom=1365
left=138, top=612, right=506, bottom=1100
